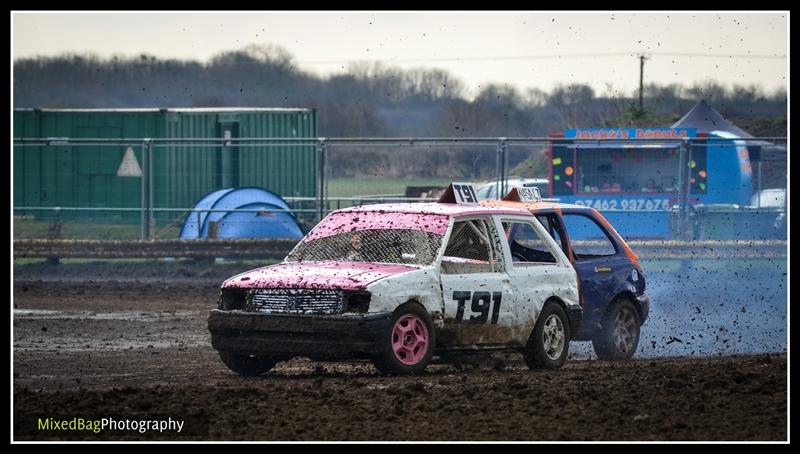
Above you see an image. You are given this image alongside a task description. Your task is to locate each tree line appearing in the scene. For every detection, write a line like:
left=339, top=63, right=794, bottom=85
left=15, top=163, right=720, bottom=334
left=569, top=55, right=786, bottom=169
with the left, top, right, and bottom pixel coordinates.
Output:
left=14, top=44, right=787, bottom=179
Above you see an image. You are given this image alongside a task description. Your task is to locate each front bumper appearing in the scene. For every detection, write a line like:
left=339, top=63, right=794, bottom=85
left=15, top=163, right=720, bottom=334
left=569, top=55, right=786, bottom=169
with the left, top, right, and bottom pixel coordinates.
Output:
left=636, top=292, right=651, bottom=323
left=208, top=310, right=392, bottom=360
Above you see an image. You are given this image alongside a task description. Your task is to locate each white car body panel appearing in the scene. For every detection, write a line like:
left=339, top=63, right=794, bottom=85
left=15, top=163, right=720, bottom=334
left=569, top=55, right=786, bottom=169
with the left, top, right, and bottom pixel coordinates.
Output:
left=364, top=213, right=579, bottom=350
left=366, top=267, right=444, bottom=325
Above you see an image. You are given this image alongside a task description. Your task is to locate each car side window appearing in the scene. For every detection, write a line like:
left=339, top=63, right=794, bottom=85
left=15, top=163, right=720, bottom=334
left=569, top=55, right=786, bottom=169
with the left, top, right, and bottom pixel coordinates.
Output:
left=536, top=214, right=569, bottom=257
left=561, top=214, right=617, bottom=259
left=501, top=221, right=558, bottom=266
left=442, top=219, right=501, bottom=274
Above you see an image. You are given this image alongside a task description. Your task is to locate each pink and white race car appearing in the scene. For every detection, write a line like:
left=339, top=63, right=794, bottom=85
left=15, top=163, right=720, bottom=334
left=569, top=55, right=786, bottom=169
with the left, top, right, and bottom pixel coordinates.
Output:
left=208, top=183, right=581, bottom=375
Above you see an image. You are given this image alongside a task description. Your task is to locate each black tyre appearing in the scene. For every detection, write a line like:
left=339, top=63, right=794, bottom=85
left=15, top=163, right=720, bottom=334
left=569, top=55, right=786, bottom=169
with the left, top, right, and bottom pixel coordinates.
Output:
left=524, top=301, right=571, bottom=370
left=592, top=299, right=641, bottom=361
left=218, top=351, right=278, bottom=376
left=372, top=303, right=435, bottom=376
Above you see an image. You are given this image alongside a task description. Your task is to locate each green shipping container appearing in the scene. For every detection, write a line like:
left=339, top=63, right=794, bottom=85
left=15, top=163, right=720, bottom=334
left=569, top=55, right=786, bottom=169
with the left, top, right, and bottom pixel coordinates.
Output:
left=13, top=108, right=317, bottom=223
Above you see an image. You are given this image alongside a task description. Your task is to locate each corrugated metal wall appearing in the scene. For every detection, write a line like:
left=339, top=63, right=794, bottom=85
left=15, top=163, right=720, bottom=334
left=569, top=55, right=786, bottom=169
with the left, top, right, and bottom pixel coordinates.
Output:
left=236, top=110, right=317, bottom=198
left=14, top=108, right=317, bottom=222
left=13, top=110, right=41, bottom=209
left=13, top=110, right=160, bottom=221
left=158, top=111, right=220, bottom=214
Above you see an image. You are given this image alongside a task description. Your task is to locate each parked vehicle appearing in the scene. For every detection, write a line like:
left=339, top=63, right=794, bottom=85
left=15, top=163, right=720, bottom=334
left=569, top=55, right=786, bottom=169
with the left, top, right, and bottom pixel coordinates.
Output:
left=475, top=177, right=549, bottom=200
left=209, top=183, right=581, bottom=375
left=750, top=188, right=786, bottom=208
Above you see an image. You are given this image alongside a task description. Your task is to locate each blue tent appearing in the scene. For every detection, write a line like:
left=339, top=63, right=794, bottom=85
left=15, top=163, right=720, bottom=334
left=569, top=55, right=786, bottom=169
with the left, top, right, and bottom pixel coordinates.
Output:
left=672, top=98, right=784, bottom=158
left=671, top=99, right=755, bottom=137
left=180, top=187, right=303, bottom=240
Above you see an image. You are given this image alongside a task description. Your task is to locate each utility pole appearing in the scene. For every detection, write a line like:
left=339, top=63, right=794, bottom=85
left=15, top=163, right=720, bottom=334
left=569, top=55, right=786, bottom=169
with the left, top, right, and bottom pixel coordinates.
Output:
left=638, top=54, right=648, bottom=112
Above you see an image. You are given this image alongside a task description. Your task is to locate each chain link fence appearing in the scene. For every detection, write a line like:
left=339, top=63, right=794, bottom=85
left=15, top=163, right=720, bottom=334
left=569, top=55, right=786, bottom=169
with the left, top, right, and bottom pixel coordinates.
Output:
left=14, top=136, right=787, bottom=241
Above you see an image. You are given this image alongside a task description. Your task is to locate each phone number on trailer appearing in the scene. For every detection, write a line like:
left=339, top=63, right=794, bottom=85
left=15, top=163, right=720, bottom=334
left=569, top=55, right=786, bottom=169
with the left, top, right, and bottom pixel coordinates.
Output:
left=574, top=199, right=671, bottom=211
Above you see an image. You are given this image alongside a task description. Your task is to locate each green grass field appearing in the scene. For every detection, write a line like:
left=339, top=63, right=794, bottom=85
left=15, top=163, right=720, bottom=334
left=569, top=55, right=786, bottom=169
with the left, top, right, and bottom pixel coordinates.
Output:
left=326, top=177, right=453, bottom=198
left=13, top=217, right=182, bottom=240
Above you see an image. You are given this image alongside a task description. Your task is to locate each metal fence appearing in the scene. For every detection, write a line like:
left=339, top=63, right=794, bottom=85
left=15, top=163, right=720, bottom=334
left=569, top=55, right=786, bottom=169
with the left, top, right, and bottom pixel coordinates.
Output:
left=13, top=136, right=787, bottom=241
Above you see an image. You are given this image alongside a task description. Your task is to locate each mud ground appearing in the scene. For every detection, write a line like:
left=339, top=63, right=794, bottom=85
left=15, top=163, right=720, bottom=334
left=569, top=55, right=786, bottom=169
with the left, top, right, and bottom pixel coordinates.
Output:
left=13, top=261, right=788, bottom=441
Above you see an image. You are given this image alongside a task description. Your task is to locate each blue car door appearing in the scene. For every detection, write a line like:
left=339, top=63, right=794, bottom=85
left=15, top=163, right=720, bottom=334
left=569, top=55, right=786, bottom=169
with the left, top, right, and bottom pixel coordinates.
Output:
left=554, top=212, right=625, bottom=336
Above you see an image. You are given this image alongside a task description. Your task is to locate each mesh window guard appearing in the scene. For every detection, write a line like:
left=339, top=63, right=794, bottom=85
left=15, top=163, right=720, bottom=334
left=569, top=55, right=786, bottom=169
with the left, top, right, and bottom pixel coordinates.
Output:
left=286, top=229, right=443, bottom=265
left=443, top=220, right=497, bottom=264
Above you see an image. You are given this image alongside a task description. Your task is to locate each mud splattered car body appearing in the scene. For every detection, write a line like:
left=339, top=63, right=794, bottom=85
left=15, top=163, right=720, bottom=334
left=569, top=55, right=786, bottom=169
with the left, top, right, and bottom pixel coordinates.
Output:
left=482, top=187, right=650, bottom=360
left=209, top=185, right=581, bottom=375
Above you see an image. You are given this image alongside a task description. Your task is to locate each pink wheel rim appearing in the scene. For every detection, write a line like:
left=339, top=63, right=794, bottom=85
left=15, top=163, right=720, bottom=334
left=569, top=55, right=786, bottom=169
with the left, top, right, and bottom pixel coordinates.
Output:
left=391, top=314, right=429, bottom=366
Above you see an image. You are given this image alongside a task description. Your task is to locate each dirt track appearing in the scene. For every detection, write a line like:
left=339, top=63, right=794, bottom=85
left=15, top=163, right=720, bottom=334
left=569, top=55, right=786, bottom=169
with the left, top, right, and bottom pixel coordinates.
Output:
left=13, top=262, right=788, bottom=441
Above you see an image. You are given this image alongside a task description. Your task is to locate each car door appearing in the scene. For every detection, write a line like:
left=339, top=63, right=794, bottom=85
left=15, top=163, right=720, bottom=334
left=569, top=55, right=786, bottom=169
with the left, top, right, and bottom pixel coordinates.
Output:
left=497, top=215, right=578, bottom=346
left=557, top=211, right=623, bottom=330
left=438, top=217, right=515, bottom=348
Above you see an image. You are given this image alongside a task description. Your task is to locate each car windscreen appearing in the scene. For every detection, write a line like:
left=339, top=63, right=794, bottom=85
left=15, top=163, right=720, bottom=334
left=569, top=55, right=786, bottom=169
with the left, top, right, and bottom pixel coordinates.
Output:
left=286, top=229, right=444, bottom=266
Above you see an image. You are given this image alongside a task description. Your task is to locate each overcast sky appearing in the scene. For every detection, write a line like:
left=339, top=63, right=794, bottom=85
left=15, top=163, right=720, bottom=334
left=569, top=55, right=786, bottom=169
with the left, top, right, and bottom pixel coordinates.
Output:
left=12, top=11, right=788, bottom=98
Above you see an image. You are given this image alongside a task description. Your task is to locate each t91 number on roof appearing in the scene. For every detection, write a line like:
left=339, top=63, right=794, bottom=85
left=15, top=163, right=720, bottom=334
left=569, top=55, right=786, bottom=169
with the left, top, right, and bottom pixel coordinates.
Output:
left=452, top=183, right=479, bottom=204
left=438, top=182, right=480, bottom=204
